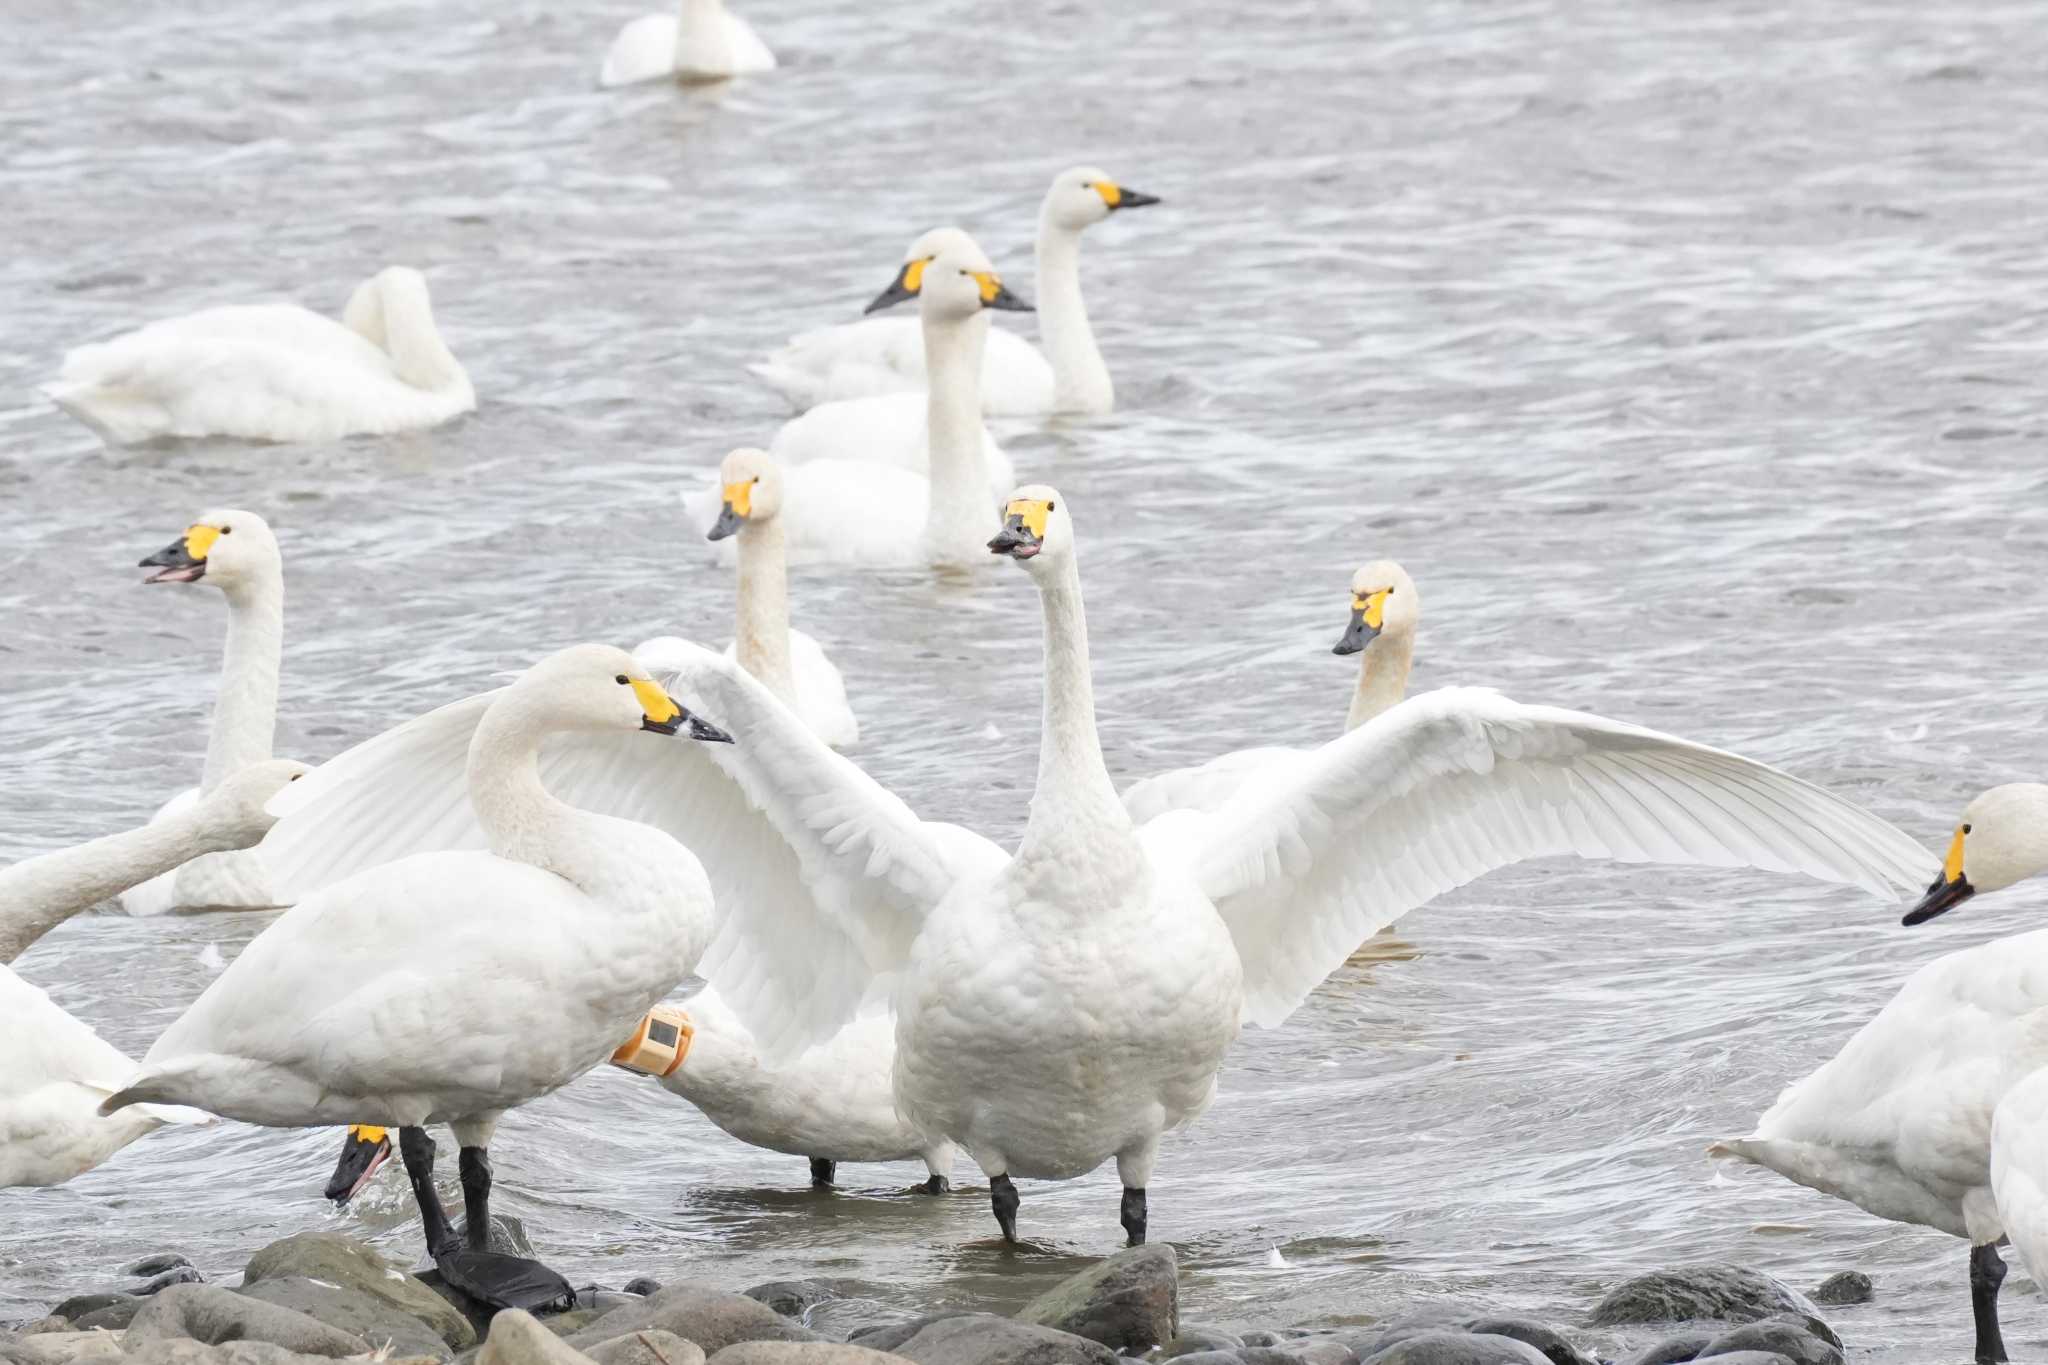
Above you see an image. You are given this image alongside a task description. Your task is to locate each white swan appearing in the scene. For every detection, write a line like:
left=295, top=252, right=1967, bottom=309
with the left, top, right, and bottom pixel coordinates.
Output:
left=1, top=760, right=304, bottom=1189
left=120, top=510, right=301, bottom=915
left=752, top=168, right=1160, bottom=415
left=689, top=231, right=1028, bottom=569
left=1123, top=560, right=1418, bottom=823
left=45, top=267, right=473, bottom=445
left=598, top=0, right=775, bottom=88
left=703, top=448, right=858, bottom=748
left=255, top=488, right=1933, bottom=1246
left=1715, top=782, right=2048, bottom=1365
left=102, top=644, right=733, bottom=1311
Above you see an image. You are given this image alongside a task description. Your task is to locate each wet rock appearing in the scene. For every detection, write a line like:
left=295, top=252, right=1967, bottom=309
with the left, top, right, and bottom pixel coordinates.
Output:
left=1588, top=1267, right=1820, bottom=1328
left=18, top=1323, right=71, bottom=1338
left=51, top=1295, right=133, bottom=1325
left=1766, top=1313, right=1840, bottom=1351
left=1290, top=1340, right=1357, bottom=1365
left=1013, top=1245, right=1178, bottom=1353
left=1808, top=1273, right=1871, bottom=1308
left=1681, top=1355, right=1792, bottom=1365
left=544, top=1313, right=608, bottom=1339
left=1618, top=1331, right=1714, bottom=1365
left=125, top=1348, right=383, bottom=1365
left=845, top=1317, right=972, bottom=1353
left=587, top=1332, right=706, bottom=1365
left=71, top=1304, right=146, bottom=1335
left=710, top=1347, right=912, bottom=1365
left=477, top=1311, right=600, bottom=1365
left=0, top=1330, right=123, bottom=1365
left=1455, top=1319, right=1593, bottom=1365
left=1239, top=1332, right=1283, bottom=1349
left=623, top=1281, right=664, bottom=1299
left=1358, top=1333, right=1551, bottom=1365
left=1241, top=1351, right=1311, bottom=1365
left=244, top=1232, right=475, bottom=1350
left=1696, top=1322, right=1840, bottom=1365
left=237, top=1278, right=453, bottom=1361
left=743, top=1283, right=839, bottom=1320
left=140, top=1268, right=207, bottom=1295
left=580, top=1295, right=651, bottom=1319
left=125, top=1255, right=196, bottom=1279
left=565, top=1287, right=819, bottom=1355
left=1159, top=1330, right=1244, bottom=1358
left=1153, top=1353, right=1239, bottom=1365
left=884, top=1314, right=1117, bottom=1365
left=122, top=1286, right=367, bottom=1357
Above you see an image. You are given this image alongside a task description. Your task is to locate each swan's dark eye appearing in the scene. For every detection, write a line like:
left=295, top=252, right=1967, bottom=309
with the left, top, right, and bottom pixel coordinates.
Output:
left=220, top=525, right=233, bottom=534
left=289, top=773, right=302, bottom=781
left=1964, top=823, right=1973, bottom=834
left=615, top=675, right=629, bottom=685
left=1047, top=500, right=1055, bottom=512
left=752, top=476, right=760, bottom=484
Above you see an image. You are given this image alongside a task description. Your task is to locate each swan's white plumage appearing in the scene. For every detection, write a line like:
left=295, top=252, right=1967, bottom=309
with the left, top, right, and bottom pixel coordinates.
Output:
left=683, top=458, right=947, bottom=569
left=1121, top=746, right=1312, bottom=825
left=754, top=321, right=1054, bottom=416
left=598, top=1, right=775, bottom=88
left=1994, top=1068, right=2048, bottom=1287
left=770, top=391, right=1015, bottom=492
left=45, top=268, right=472, bottom=445
left=721, top=630, right=856, bottom=750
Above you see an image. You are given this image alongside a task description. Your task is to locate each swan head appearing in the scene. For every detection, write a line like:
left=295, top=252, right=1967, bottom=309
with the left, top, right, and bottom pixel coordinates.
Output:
left=706, top=447, right=784, bottom=541
left=323, top=1125, right=392, bottom=1205
left=1042, top=166, right=1162, bottom=232
left=863, top=228, right=1032, bottom=319
left=196, top=758, right=311, bottom=844
left=988, top=483, right=1073, bottom=574
left=1903, top=783, right=2048, bottom=925
left=1334, top=560, right=1418, bottom=655
left=140, top=509, right=280, bottom=598
left=512, top=643, right=734, bottom=744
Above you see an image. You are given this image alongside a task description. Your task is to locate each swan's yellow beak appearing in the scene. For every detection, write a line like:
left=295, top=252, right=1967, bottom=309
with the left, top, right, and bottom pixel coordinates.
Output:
left=974, top=271, right=1033, bottom=313
left=1093, top=181, right=1162, bottom=211
left=633, top=678, right=733, bottom=743
left=865, top=256, right=931, bottom=314
left=1903, top=824, right=1976, bottom=925
left=708, top=479, right=754, bottom=541
left=988, top=499, right=1050, bottom=559
left=1334, top=590, right=1389, bottom=655
left=141, top=524, right=220, bottom=584
left=324, top=1125, right=391, bottom=1204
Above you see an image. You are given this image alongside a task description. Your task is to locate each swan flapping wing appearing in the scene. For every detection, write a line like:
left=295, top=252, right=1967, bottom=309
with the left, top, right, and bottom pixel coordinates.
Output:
left=1155, top=687, right=1937, bottom=1029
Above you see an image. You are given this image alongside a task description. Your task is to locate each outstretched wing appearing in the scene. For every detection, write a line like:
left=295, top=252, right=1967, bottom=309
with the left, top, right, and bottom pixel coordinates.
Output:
left=1151, top=687, right=1934, bottom=1028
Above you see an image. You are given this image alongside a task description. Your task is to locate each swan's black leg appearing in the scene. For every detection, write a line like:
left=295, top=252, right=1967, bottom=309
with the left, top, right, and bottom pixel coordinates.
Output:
left=1120, top=1186, right=1147, bottom=1246
left=1972, top=1242, right=2009, bottom=1364
left=990, top=1174, right=1020, bottom=1242
left=915, top=1173, right=950, bottom=1195
left=400, top=1131, right=573, bottom=1316
left=458, top=1147, right=493, bottom=1250
left=398, top=1127, right=460, bottom=1260
left=809, top=1157, right=837, bottom=1187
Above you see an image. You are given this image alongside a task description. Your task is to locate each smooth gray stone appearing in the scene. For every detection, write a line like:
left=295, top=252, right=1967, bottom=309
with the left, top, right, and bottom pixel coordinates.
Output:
left=1454, top=1319, right=1594, bottom=1365
left=1159, top=1331, right=1245, bottom=1359
left=545, top=1313, right=609, bottom=1339
left=1153, top=1353, right=1239, bottom=1365
left=1240, top=1351, right=1309, bottom=1365
left=1290, top=1340, right=1358, bottom=1365
left=477, top=1310, right=602, bottom=1365
left=1012, top=1245, right=1179, bottom=1354
left=139, top=1269, right=207, bottom=1295
left=1335, top=1309, right=1476, bottom=1360
left=1807, top=1273, right=1871, bottom=1308
left=237, top=1277, right=452, bottom=1361
left=0, top=1330, right=122, bottom=1365
left=565, top=1287, right=819, bottom=1355
left=1359, top=1332, right=1551, bottom=1365
left=845, top=1318, right=971, bottom=1353
left=587, top=1331, right=706, bottom=1365
left=1619, top=1330, right=1715, bottom=1365
left=1588, top=1268, right=1820, bottom=1329
left=1695, top=1322, right=1841, bottom=1365
left=1239, top=1332, right=1284, bottom=1349
left=743, top=1283, right=839, bottom=1320
left=50, top=1295, right=137, bottom=1326
left=16, top=1323, right=70, bottom=1338
left=710, top=1346, right=914, bottom=1365
left=884, top=1314, right=1118, bottom=1365
left=125, top=1255, right=196, bottom=1279
left=1683, top=1355, right=1793, bottom=1365
left=623, top=1280, right=664, bottom=1299
left=121, top=1344, right=344, bottom=1365
left=244, top=1232, right=475, bottom=1350
left=122, top=1286, right=367, bottom=1359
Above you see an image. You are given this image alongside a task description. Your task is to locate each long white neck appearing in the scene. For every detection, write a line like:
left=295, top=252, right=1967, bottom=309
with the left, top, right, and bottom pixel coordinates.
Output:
left=0, top=809, right=245, bottom=964
left=674, top=0, right=737, bottom=77
left=1345, top=621, right=1416, bottom=731
left=467, top=699, right=631, bottom=901
left=1015, top=554, right=1139, bottom=879
left=201, top=576, right=283, bottom=791
left=1035, top=217, right=1111, bottom=414
left=921, top=311, right=995, bottom=569
left=380, top=286, right=469, bottom=395
left=734, top=517, right=796, bottom=707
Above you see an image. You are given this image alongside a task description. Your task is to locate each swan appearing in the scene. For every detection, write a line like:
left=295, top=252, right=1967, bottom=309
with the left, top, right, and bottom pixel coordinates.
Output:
left=44, top=267, right=474, bottom=445
left=688, top=231, right=1030, bottom=569
left=253, top=489, right=1933, bottom=1246
left=1714, top=783, right=2048, bottom=1365
left=100, top=644, right=734, bottom=1311
left=1, top=760, right=305, bottom=1189
left=1122, top=560, right=1418, bottom=823
left=703, top=448, right=858, bottom=748
left=120, top=510, right=302, bottom=915
left=598, top=0, right=775, bottom=88
left=751, top=168, right=1160, bottom=415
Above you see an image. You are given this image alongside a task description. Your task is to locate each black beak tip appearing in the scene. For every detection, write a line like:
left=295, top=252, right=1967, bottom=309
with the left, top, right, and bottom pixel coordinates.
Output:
left=707, top=507, right=743, bottom=542
left=688, top=715, right=735, bottom=744
left=1901, top=876, right=1974, bottom=926
left=1117, top=190, right=1162, bottom=210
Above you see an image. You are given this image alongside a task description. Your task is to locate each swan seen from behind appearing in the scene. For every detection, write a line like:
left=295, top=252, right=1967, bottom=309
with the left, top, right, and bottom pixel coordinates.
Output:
left=599, top=0, right=775, bottom=88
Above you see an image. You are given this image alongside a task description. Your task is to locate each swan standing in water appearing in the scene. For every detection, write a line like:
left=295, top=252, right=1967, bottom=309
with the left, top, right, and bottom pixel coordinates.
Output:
left=687, top=231, right=1030, bottom=569
left=45, top=267, right=473, bottom=445
left=1122, top=561, right=1418, bottom=822
left=1716, top=783, right=2048, bottom=1365
left=259, top=489, right=1931, bottom=1245
left=102, top=645, right=734, bottom=1310
left=752, top=169, right=1160, bottom=415
left=120, top=511, right=300, bottom=915
left=599, top=0, right=775, bottom=88
left=1, top=760, right=305, bottom=1188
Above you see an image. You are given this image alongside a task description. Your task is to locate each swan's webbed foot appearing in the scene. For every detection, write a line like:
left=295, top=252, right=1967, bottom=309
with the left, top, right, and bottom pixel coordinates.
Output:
left=1120, top=1186, right=1147, bottom=1246
left=808, top=1156, right=837, bottom=1187
left=914, top=1173, right=950, bottom=1196
left=436, top=1248, right=577, bottom=1315
left=1972, top=1242, right=2009, bottom=1364
left=990, top=1173, right=1020, bottom=1242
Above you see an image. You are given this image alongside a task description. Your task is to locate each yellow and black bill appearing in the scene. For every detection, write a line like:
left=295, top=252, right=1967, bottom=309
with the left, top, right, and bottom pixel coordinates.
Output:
left=1902, top=825, right=1975, bottom=926
left=140, top=524, right=220, bottom=584
left=630, top=677, right=733, bottom=743
left=1334, top=590, right=1390, bottom=656
left=973, top=269, right=1033, bottom=313
left=1096, top=181, right=1161, bottom=211
left=988, top=498, right=1050, bottom=560
left=865, top=256, right=931, bottom=314
left=707, top=480, right=753, bottom=542
left=324, top=1124, right=391, bottom=1204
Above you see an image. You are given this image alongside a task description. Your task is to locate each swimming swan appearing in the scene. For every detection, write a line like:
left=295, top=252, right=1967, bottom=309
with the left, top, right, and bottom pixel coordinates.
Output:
left=752, top=168, right=1159, bottom=415
left=690, top=231, right=1030, bottom=569
left=101, top=644, right=734, bottom=1311
left=253, top=489, right=1933, bottom=1246
left=1715, top=782, right=2048, bottom=1365
left=45, top=267, right=473, bottom=445
left=0, top=760, right=303, bottom=1189
left=598, top=0, right=775, bottom=88
left=1123, top=560, right=1417, bottom=823
left=120, top=510, right=302, bottom=915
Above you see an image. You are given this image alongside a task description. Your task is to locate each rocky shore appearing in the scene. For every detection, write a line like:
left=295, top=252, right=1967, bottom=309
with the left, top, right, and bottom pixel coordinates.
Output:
left=0, top=1224, right=1867, bottom=1365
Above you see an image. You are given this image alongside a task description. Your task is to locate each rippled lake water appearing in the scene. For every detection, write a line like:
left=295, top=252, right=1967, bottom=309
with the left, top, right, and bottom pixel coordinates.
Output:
left=5, top=0, right=2048, bottom=1358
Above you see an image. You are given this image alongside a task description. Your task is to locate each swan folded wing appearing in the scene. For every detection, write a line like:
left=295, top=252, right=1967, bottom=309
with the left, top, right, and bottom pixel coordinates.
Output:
left=636, top=639, right=1004, bottom=1060
left=1164, top=686, right=1938, bottom=1028
left=1993, top=1069, right=2048, bottom=1285
left=599, top=14, right=681, bottom=87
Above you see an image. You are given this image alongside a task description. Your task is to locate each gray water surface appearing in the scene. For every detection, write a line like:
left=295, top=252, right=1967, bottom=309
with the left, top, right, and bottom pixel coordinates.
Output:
left=4, top=0, right=2048, bottom=1359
